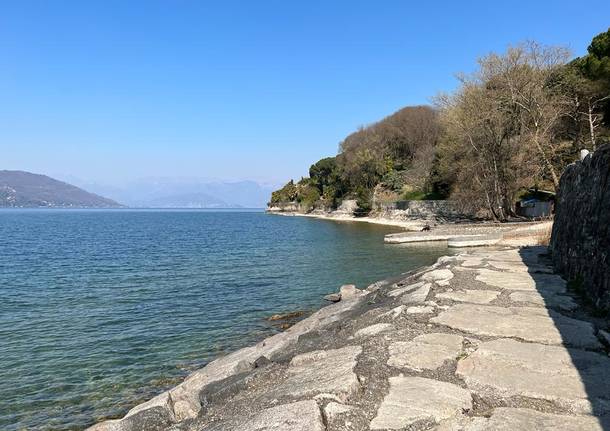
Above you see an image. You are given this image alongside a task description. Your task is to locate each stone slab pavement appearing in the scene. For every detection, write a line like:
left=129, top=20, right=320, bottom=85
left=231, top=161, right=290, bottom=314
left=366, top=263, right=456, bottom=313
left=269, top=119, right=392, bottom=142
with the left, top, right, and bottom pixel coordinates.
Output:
left=89, top=246, right=610, bottom=431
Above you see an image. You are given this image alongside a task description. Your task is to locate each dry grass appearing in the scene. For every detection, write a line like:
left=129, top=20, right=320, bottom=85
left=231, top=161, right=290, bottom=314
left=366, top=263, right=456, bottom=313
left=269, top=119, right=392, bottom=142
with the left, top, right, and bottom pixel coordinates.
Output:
left=534, top=223, right=553, bottom=246
left=498, top=221, right=553, bottom=247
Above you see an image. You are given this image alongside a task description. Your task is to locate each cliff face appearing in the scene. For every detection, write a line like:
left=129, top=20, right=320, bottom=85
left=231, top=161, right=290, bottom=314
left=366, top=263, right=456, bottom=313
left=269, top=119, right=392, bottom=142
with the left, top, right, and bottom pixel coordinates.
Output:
left=550, top=144, right=610, bottom=313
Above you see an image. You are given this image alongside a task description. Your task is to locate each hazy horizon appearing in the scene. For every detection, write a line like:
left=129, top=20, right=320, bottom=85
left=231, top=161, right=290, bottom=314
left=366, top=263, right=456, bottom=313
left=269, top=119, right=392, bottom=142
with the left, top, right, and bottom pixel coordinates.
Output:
left=2, top=1, right=609, bottom=185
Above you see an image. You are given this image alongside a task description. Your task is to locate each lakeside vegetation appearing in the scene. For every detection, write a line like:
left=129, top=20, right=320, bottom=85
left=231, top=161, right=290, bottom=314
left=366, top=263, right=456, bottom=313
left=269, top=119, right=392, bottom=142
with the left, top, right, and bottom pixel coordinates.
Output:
left=270, top=28, right=610, bottom=221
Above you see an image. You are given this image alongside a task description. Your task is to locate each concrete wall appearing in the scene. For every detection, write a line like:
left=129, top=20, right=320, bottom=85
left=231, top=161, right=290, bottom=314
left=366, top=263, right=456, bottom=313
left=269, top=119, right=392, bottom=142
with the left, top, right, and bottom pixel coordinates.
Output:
left=550, top=144, right=610, bottom=313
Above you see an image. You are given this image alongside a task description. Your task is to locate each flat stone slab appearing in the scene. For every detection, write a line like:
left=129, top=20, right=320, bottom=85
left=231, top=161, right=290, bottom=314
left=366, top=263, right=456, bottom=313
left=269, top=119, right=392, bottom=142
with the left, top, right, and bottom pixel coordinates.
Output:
left=406, top=305, right=435, bottom=314
left=370, top=376, right=472, bottom=429
left=509, top=291, right=578, bottom=311
left=448, top=235, right=500, bottom=248
left=457, top=339, right=610, bottom=415
left=275, top=345, right=362, bottom=402
left=487, top=260, right=553, bottom=273
left=384, top=233, right=450, bottom=244
left=388, top=333, right=464, bottom=371
left=380, top=305, right=406, bottom=319
left=355, top=323, right=394, bottom=338
left=431, top=304, right=599, bottom=349
left=234, top=400, right=325, bottom=431
left=475, top=268, right=566, bottom=293
left=472, top=249, right=540, bottom=263
left=436, top=289, right=500, bottom=304
left=387, top=281, right=425, bottom=297
left=421, top=269, right=454, bottom=283
left=400, top=283, right=431, bottom=304
left=435, top=407, right=608, bottom=431
left=458, top=257, right=484, bottom=267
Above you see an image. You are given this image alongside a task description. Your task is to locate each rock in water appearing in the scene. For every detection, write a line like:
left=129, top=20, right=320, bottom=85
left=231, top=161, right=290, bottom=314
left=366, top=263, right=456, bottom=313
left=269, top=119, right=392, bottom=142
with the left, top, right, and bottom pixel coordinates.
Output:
left=339, top=284, right=361, bottom=299
left=324, top=293, right=341, bottom=302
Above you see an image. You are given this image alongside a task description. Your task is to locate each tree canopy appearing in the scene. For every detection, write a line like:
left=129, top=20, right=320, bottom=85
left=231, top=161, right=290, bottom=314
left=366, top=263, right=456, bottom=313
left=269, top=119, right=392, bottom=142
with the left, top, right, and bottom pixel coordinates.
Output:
left=270, top=28, right=610, bottom=220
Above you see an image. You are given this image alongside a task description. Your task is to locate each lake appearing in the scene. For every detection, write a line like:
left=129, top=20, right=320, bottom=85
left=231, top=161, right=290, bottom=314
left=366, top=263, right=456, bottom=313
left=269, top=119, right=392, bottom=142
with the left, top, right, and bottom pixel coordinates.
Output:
left=0, top=209, right=450, bottom=430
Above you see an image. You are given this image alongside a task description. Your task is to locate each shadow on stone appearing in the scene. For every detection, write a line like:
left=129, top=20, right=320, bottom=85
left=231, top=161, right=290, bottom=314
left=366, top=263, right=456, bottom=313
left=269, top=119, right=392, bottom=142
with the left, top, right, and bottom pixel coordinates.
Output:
left=519, top=246, right=610, bottom=430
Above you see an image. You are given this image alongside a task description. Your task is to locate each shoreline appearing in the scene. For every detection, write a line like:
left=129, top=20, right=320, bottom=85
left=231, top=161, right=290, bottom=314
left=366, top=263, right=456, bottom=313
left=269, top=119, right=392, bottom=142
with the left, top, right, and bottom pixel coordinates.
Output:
left=88, top=245, right=610, bottom=431
left=267, top=209, right=552, bottom=247
left=88, top=269, right=397, bottom=430
left=267, top=209, right=431, bottom=230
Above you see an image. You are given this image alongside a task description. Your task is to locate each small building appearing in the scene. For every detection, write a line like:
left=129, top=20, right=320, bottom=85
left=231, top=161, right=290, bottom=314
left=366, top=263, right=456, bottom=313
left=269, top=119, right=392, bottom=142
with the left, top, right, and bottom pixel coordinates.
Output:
left=516, top=189, right=555, bottom=218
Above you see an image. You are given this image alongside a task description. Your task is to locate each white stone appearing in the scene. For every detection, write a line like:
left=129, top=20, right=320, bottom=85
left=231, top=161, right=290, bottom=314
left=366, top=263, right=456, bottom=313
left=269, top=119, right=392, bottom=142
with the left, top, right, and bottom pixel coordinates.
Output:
left=448, top=235, right=500, bottom=247
left=400, top=283, right=431, bottom=304
left=459, top=257, right=484, bottom=267
left=235, top=400, right=325, bottom=431
left=509, top=291, right=578, bottom=311
left=436, top=289, right=500, bottom=304
left=387, top=281, right=425, bottom=297
left=431, top=304, right=600, bottom=349
left=380, top=305, right=406, bottom=319
left=487, top=260, right=553, bottom=273
left=434, top=408, right=607, bottom=431
left=475, top=268, right=566, bottom=293
left=355, top=323, right=394, bottom=338
left=340, top=284, right=362, bottom=299
left=275, top=346, right=362, bottom=402
left=388, top=333, right=464, bottom=371
left=370, top=376, right=472, bottom=429
left=457, top=338, right=610, bottom=415
left=323, top=402, right=354, bottom=423
left=422, top=268, right=454, bottom=283
left=406, top=305, right=435, bottom=314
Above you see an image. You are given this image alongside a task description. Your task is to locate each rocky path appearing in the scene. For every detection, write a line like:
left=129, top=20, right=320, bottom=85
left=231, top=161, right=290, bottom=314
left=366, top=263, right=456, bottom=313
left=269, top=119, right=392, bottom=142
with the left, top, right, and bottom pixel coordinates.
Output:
left=91, top=247, right=610, bottom=431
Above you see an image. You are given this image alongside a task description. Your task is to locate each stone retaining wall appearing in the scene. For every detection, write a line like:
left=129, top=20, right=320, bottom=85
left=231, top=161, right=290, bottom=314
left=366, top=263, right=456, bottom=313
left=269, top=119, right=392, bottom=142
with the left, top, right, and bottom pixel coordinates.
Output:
left=373, top=200, right=463, bottom=220
left=550, top=143, right=610, bottom=313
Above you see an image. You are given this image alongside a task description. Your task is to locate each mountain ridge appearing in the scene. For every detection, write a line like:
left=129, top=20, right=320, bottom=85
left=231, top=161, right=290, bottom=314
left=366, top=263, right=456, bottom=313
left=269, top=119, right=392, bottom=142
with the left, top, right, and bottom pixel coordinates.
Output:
left=0, top=170, right=123, bottom=208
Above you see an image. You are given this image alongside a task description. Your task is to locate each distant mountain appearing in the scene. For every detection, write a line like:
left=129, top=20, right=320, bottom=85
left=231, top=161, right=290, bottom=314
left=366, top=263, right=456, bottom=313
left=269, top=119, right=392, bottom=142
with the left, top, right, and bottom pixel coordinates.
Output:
left=0, top=171, right=122, bottom=208
left=74, top=177, right=277, bottom=208
left=145, top=192, right=240, bottom=209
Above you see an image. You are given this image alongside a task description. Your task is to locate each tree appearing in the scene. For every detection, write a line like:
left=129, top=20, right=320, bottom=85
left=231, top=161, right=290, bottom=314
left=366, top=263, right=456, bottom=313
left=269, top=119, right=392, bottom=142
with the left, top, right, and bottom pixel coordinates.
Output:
left=476, top=42, right=571, bottom=188
left=309, top=157, right=340, bottom=194
left=557, top=65, right=609, bottom=150
left=269, top=180, right=298, bottom=204
left=437, top=77, right=535, bottom=221
left=564, top=28, right=610, bottom=148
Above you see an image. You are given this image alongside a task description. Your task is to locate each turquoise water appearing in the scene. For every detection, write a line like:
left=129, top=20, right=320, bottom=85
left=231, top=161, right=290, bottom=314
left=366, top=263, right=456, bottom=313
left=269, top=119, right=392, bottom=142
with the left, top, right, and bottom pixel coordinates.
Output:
left=0, top=209, right=449, bottom=430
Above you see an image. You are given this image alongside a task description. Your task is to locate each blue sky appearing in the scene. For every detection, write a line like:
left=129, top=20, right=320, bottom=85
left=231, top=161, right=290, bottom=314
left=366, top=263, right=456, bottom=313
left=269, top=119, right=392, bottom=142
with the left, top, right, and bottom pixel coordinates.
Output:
left=1, top=1, right=609, bottom=185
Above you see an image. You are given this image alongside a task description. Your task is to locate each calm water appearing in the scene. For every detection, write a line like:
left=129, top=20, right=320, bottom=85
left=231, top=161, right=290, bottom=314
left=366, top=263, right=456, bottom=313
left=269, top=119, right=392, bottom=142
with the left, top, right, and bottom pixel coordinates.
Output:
left=0, top=209, right=450, bottom=430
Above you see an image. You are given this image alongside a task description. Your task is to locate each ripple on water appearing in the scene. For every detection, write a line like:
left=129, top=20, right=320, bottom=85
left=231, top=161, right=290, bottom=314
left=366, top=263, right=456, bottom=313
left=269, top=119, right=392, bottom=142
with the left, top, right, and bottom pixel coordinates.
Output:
left=0, top=209, right=450, bottom=430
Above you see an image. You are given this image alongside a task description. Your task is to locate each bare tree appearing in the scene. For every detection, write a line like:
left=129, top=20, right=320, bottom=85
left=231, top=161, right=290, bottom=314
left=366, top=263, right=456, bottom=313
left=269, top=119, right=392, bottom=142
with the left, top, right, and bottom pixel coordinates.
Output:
left=478, top=42, right=572, bottom=189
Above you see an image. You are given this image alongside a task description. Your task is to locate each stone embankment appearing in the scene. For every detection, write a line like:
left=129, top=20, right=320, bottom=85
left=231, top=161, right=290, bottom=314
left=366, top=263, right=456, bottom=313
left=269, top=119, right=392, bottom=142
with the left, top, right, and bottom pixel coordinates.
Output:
left=551, top=143, right=610, bottom=314
left=384, top=221, right=552, bottom=247
left=89, top=246, right=610, bottom=431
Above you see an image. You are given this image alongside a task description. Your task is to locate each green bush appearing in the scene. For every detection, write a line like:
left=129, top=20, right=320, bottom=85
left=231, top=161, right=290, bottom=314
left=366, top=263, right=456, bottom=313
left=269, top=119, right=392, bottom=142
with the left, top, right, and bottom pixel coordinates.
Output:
left=297, top=185, right=321, bottom=211
left=270, top=180, right=298, bottom=204
left=354, top=187, right=373, bottom=216
left=381, top=169, right=406, bottom=192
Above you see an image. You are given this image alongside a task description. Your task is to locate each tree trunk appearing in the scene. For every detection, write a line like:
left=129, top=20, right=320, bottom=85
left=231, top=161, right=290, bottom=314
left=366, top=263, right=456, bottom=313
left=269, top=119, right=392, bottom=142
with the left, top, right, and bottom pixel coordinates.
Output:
left=587, top=102, right=597, bottom=151
left=533, top=133, right=559, bottom=189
